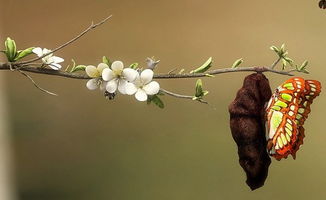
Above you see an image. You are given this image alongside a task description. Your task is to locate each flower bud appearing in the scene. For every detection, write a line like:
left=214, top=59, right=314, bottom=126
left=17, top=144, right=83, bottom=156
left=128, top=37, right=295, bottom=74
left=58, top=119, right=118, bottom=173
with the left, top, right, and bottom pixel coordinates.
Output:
left=5, top=37, right=17, bottom=62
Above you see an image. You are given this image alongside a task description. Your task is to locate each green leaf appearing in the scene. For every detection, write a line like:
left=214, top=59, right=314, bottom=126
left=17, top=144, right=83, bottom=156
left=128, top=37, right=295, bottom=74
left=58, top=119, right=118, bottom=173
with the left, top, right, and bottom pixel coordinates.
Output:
left=202, top=91, right=209, bottom=96
left=231, top=58, right=243, bottom=68
left=280, top=43, right=285, bottom=53
left=5, top=37, right=17, bottom=62
left=192, top=96, right=198, bottom=100
left=283, top=56, right=293, bottom=64
left=147, top=95, right=164, bottom=108
left=301, top=68, right=309, bottom=74
left=190, top=57, right=213, bottom=73
left=204, top=74, right=214, bottom=77
left=102, top=56, right=111, bottom=65
left=299, top=60, right=308, bottom=70
left=282, top=51, right=288, bottom=57
left=70, top=65, right=86, bottom=73
left=14, top=47, right=34, bottom=61
left=178, top=69, right=185, bottom=74
left=129, top=63, right=139, bottom=69
left=270, top=46, right=279, bottom=54
left=195, top=79, right=203, bottom=97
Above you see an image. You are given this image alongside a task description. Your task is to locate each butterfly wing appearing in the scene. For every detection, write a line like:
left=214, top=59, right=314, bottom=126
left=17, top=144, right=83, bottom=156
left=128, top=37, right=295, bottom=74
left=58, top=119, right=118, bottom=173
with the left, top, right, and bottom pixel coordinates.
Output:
left=266, top=77, right=306, bottom=160
left=290, top=80, right=321, bottom=158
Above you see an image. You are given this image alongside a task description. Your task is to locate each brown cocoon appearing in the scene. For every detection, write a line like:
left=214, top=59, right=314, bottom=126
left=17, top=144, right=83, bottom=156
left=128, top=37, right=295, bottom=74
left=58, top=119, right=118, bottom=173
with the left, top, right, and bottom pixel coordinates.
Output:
left=228, top=73, right=272, bottom=190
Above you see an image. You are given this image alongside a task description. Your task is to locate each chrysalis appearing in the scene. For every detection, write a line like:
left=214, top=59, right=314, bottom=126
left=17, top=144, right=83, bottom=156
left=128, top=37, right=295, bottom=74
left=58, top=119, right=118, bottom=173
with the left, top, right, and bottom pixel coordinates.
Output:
left=229, top=73, right=272, bottom=190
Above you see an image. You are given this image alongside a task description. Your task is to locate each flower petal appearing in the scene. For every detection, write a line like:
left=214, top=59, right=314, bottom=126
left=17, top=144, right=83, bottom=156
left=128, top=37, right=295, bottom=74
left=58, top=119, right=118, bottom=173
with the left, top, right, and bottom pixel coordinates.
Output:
left=135, top=89, right=148, bottom=101
left=122, top=68, right=138, bottom=82
left=32, top=47, right=43, bottom=57
left=140, top=69, right=154, bottom=84
left=42, top=48, right=53, bottom=58
left=118, top=79, right=127, bottom=94
left=51, top=56, right=64, bottom=63
left=125, top=82, right=138, bottom=95
left=86, top=79, right=98, bottom=90
left=49, top=63, right=62, bottom=70
left=100, top=81, right=107, bottom=91
left=86, top=65, right=99, bottom=78
left=42, top=48, right=52, bottom=55
left=102, top=68, right=115, bottom=81
left=111, top=61, right=124, bottom=72
left=106, top=79, right=118, bottom=93
left=97, top=63, right=109, bottom=73
left=143, top=81, right=160, bottom=95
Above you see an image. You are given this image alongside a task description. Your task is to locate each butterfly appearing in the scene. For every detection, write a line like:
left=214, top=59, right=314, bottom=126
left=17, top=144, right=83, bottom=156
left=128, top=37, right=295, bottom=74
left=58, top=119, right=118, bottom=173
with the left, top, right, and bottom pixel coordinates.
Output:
left=265, top=77, right=321, bottom=160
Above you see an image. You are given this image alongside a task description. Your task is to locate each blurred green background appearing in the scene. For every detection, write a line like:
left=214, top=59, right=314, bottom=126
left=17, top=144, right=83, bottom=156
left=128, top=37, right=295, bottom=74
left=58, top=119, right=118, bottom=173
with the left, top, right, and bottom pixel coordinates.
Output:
left=1, top=0, right=325, bottom=199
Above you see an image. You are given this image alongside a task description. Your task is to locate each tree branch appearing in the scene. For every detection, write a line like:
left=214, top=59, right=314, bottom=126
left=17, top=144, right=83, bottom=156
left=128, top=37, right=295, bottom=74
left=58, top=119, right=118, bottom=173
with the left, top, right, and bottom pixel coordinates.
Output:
left=0, top=63, right=294, bottom=80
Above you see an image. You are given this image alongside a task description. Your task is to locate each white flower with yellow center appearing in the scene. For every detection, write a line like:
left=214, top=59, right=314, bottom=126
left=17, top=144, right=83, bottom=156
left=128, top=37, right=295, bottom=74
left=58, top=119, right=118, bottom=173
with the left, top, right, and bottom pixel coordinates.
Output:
left=32, top=47, right=64, bottom=70
left=85, top=63, right=109, bottom=90
left=102, top=61, right=138, bottom=94
left=125, top=69, right=160, bottom=101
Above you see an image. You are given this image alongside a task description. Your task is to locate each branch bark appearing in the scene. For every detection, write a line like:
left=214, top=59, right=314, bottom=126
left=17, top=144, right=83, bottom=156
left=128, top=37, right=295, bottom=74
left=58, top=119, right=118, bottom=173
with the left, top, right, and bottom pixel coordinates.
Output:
left=0, top=63, right=294, bottom=80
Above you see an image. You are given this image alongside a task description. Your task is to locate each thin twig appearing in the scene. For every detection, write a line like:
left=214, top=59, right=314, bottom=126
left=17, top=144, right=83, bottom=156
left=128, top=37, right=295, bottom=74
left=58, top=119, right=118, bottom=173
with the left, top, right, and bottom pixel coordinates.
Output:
left=160, top=88, right=208, bottom=104
left=17, top=15, right=113, bottom=65
left=286, top=69, right=303, bottom=73
left=17, top=69, right=58, bottom=96
left=167, top=68, right=177, bottom=74
left=271, top=56, right=282, bottom=69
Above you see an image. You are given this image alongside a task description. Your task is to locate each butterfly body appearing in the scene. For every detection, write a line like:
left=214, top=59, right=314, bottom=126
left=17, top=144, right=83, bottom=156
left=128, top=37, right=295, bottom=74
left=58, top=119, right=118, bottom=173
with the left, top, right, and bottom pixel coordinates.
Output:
left=266, top=77, right=321, bottom=160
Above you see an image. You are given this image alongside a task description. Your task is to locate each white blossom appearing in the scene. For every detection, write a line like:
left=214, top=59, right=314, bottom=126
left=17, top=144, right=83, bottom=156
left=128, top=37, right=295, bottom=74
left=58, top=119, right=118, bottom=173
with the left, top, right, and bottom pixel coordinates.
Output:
left=102, top=61, right=138, bottom=94
left=32, top=47, right=64, bottom=70
left=85, top=63, right=109, bottom=90
left=125, top=69, right=160, bottom=101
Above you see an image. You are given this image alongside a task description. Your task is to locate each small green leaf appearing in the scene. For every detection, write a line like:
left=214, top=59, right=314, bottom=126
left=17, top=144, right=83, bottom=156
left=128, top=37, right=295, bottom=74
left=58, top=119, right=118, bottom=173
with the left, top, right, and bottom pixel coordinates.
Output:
left=14, top=47, right=34, bottom=61
left=202, top=91, right=209, bottom=96
left=178, top=69, right=185, bottom=74
left=283, top=57, right=293, bottom=64
left=147, top=95, right=164, bottom=108
left=190, top=57, right=213, bottom=73
left=70, top=65, right=86, bottom=73
left=231, top=58, right=243, bottom=68
left=299, top=60, right=308, bottom=70
left=270, top=46, right=279, bottom=53
left=204, top=74, right=214, bottom=77
left=129, top=63, right=139, bottom=69
left=192, top=96, right=198, bottom=100
left=102, top=56, right=111, bottom=65
left=5, top=37, right=17, bottom=62
left=280, top=44, right=285, bottom=52
left=195, top=79, right=203, bottom=97
left=301, top=68, right=309, bottom=74
left=282, top=51, right=288, bottom=57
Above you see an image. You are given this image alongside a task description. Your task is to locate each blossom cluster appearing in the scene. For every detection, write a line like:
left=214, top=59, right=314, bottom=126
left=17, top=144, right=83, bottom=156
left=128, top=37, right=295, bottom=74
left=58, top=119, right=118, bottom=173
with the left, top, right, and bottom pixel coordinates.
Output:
left=85, top=61, right=160, bottom=101
left=29, top=46, right=160, bottom=102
